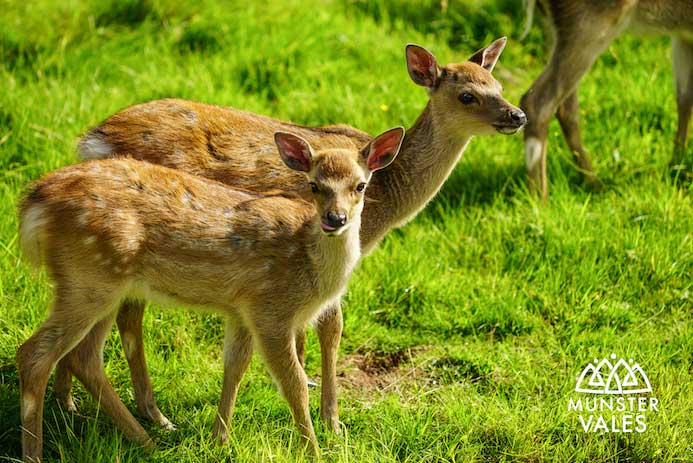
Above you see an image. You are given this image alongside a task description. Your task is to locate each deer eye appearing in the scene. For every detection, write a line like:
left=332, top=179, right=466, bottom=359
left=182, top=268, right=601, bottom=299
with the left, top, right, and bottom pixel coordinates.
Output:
left=309, top=182, right=319, bottom=193
left=355, top=182, right=366, bottom=193
left=459, top=92, right=477, bottom=105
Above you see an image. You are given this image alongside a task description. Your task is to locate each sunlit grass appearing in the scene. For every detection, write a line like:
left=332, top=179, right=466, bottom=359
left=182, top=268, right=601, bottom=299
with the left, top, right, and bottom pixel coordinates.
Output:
left=1, top=0, right=691, bottom=461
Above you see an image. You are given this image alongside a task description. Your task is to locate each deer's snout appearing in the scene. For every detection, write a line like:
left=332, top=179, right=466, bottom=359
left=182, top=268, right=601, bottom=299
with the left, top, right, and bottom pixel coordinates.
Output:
left=493, top=107, right=527, bottom=134
left=510, top=109, right=527, bottom=126
left=321, top=211, right=347, bottom=233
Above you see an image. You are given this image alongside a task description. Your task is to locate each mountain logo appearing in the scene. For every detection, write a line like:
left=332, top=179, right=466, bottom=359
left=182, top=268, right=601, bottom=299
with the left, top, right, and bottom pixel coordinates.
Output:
left=575, top=354, right=652, bottom=395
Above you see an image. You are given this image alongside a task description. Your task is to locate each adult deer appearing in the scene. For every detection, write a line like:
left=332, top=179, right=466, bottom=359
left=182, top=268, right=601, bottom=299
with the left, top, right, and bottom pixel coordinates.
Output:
left=54, top=38, right=525, bottom=438
left=520, top=0, right=693, bottom=199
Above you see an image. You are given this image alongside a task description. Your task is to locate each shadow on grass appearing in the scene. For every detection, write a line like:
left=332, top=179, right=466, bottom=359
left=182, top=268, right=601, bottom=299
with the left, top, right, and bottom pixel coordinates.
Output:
left=421, top=159, right=525, bottom=219
left=343, top=0, right=525, bottom=49
left=0, top=362, right=21, bottom=459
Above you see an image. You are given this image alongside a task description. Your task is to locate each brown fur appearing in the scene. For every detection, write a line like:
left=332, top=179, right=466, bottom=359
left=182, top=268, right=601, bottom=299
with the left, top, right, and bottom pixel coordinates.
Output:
left=51, top=39, right=524, bottom=448
left=17, top=128, right=404, bottom=461
left=521, top=0, right=693, bottom=199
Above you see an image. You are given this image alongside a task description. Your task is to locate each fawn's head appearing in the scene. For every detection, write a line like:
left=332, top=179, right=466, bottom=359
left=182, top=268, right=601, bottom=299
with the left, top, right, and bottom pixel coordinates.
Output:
left=406, top=37, right=526, bottom=137
left=274, top=127, right=405, bottom=236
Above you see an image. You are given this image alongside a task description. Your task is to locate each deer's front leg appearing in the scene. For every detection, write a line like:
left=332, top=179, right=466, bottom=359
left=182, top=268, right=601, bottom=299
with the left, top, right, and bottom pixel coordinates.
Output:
left=316, top=300, right=342, bottom=433
left=255, top=320, right=318, bottom=453
left=212, top=318, right=253, bottom=444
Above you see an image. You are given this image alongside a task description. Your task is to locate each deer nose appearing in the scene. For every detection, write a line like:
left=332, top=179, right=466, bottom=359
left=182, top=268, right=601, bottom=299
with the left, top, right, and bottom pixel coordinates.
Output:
left=325, top=211, right=347, bottom=229
left=510, top=109, right=527, bottom=126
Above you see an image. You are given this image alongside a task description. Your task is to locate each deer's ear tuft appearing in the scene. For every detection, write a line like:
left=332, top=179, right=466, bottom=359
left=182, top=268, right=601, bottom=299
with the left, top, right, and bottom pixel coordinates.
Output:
left=468, top=36, right=507, bottom=72
left=274, top=132, right=313, bottom=172
left=406, top=44, right=441, bottom=89
left=362, top=126, right=405, bottom=172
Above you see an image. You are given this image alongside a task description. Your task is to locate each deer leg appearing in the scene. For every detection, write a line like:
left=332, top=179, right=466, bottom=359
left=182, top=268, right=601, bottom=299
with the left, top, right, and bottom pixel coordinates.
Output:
left=521, top=14, right=627, bottom=199
left=556, top=88, right=601, bottom=190
left=53, top=358, right=76, bottom=412
left=254, top=321, right=318, bottom=453
left=672, top=37, right=693, bottom=177
left=16, top=291, right=122, bottom=462
left=61, top=312, right=155, bottom=450
left=54, top=316, right=118, bottom=414
left=295, top=328, right=306, bottom=369
left=316, top=300, right=342, bottom=433
left=115, top=298, right=175, bottom=430
left=212, top=317, right=253, bottom=444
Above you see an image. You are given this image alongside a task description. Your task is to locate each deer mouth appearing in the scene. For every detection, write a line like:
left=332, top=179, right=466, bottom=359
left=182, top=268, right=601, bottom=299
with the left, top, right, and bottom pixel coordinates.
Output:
left=492, top=123, right=523, bottom=135
left=320, top=222, right=338, bottom=233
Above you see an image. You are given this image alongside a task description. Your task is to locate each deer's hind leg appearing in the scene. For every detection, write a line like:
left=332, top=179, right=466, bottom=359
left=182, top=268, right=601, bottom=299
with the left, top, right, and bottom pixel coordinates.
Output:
left=521, top=3, right=634, bottom=198
left=17, top=287, right=128, bottom=462
left=53, top=298, right=175, bottom=430
left=116, top=298, right=175, bottom=429
left=59, top=310, right=155, bottom=450
left=555, top=89, right=602, bottom=190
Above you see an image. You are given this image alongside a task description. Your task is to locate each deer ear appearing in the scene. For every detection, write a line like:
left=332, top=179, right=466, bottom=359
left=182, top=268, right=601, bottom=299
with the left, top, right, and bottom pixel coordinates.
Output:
left=468, top=36, right=507, bottom=72
left=406, top=44, right=441, bottom=89
left=362, top=126, right=405, bottom=172
left=274, top=132, right=313, bottom=172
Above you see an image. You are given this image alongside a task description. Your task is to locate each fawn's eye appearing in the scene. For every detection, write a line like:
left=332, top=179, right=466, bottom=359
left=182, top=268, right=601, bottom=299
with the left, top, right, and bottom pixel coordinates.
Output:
left=355, top=182, right=366, bottom=193
left=459, top=92, right=476, bottom=105
left=309, top=182, right=319, bottom=193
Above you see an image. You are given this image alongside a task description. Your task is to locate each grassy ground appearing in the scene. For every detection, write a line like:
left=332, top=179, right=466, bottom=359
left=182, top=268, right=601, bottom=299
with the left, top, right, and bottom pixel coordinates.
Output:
left=1, top=0, right=691, bottom=461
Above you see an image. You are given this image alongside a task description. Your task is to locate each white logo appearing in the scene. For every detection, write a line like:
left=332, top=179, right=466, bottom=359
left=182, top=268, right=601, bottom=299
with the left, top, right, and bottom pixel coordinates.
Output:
left=568, top=354, right=658, bottom=433
left=575, top=354, right=652, bottom=395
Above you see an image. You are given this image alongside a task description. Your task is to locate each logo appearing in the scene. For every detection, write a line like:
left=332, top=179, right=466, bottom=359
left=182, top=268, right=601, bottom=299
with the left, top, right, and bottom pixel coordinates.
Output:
left=575, top=354, right=652, bottom=395
left=568, top=354, right=658, bottom=433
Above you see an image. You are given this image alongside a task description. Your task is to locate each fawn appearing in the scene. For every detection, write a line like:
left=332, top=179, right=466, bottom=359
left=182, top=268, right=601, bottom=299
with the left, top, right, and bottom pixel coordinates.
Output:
left=56, top=38, right=526, bottom=436
left=17, top=127, right=405, bottom=461
left=520, top=0, right=693, bottom=199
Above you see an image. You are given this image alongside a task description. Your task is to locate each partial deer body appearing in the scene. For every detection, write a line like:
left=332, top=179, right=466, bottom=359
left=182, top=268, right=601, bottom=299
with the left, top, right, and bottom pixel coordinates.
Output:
left=17, top=128, right=404, bottom=461
left=53, top=39, right=524, bottom=442
left=521, top=0, right=693, bottom=199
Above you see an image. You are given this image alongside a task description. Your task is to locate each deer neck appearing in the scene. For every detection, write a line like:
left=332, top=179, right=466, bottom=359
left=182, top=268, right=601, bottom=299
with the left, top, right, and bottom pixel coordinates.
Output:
left=311, top=215, right=361, bottom=300
left=361, top=103, right=472, bottom=253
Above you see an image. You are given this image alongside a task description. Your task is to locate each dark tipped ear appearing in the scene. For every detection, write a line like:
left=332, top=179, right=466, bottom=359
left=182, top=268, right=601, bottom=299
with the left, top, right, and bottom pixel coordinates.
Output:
left=405, top=44, right=441, bottom=89
left=362, top=126, right=405, bottom=172
left=274, top=132, right=313, bottom=172
left=468, top=36, right=507, bottom=72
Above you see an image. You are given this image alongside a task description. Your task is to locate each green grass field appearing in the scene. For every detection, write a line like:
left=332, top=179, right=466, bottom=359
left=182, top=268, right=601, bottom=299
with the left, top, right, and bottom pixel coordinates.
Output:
left=1, top=1, right=691, bottom=461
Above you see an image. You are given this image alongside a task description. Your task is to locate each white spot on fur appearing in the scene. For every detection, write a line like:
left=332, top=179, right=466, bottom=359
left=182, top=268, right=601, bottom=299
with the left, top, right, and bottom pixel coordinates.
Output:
left=259, top=145, right=275, bottom=155
left=19, top=204, right=48, bottom=267
left=78, top=213, right=90, bottom=226
left=78, top=133, right=114, bottom=160
left=22, top=393, right=36, bottom=422
left=525, top=137, right=543, bottom=172
left=84, top=236, right=97, bottom=245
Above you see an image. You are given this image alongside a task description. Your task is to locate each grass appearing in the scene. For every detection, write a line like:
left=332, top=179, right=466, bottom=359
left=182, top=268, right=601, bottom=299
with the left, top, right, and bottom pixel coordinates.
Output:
left=0, top=0, right=691, bottom=461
